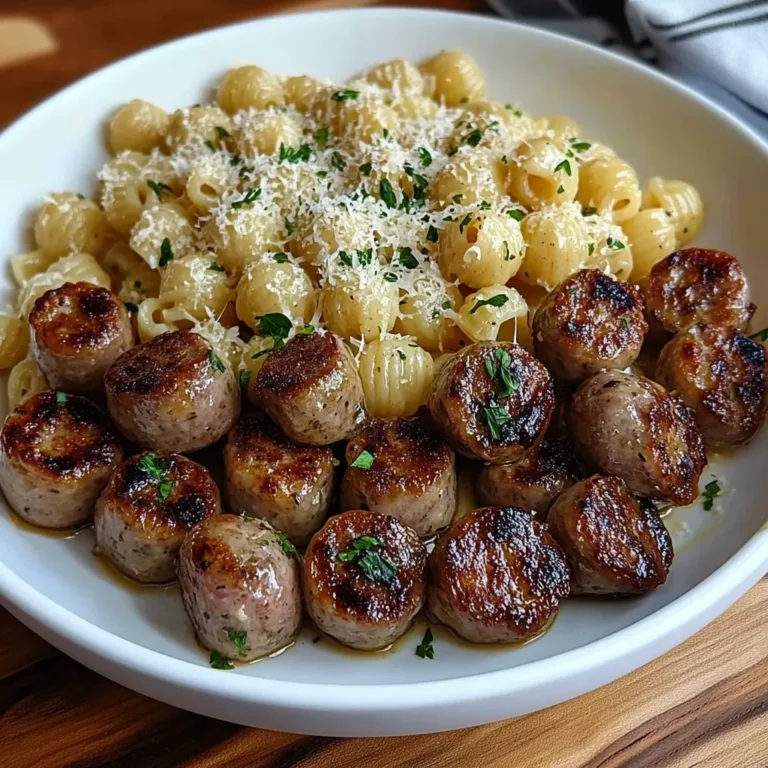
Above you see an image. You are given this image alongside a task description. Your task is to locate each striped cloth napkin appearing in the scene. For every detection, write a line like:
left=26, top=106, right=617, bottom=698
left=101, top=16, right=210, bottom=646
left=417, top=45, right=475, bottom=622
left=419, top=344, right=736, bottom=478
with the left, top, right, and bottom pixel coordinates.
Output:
left=487, top=0, right=768, bottom=136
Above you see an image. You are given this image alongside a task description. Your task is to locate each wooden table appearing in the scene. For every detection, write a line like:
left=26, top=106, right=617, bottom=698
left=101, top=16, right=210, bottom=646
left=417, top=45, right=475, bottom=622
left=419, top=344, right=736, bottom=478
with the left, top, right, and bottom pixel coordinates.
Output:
left=1, top=2, right=767, bottom=766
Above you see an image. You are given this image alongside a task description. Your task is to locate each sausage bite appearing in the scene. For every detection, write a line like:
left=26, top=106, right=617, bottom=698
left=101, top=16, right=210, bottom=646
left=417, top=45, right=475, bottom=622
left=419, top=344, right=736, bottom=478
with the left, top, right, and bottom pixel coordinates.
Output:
left=427, top=506, right=570, bottom=644
left=532, top=269, right=647, bottom=383
left=104, top=330, right=239, bottom=453
left=645, top=248, right=754, bottom=334
left=254, top=331, right=366, bottom=445
left=94, top=451, right=221, bottom=583
left=569, top=370, right=706, bottom=505
left=0, top=391, right=124, bottom=529
left=224, top=413, right=336, bottom=547
left=428, top=342, right=555, bottom=464
left=303, top=510, right=427, bottom=651
left=340, top=417, right=457, bottom=538
left=656, top=323, right=767, bottom=446
left=29, top=282, right=135, bottom=395
left=547, top=475, right=673, bottom=595
left=475, top=436, right=581, bottom=517
left=178, top=514, right=302, bottom=662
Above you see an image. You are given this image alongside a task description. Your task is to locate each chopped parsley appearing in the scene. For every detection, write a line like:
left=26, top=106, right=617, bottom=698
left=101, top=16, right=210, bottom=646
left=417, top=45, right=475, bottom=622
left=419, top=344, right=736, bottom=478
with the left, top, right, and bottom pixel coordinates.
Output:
left=484, top=405, right=511, bottom=441
left=124, top=302, right=138, bottom=313
left=470, top=293, right=508, bottom=315
left=225, top=627, right=247, bottom=656
left=254, top=312, right=292, bottom=352
left=359, top=162, right=372, bottom=176
left=158, top=237, right=173, bottom=267
left=284, top=217, right=296, bottom=235
left=606, top=237, right=626, bottom=250
left=557, top=185, right=565, bottom=194
left=702, top=478, right=721, bottom=511
left=277, top=532, right=296, bottom=555
left=404, top=164, right=428, bottom=190
left=215, top=126, right=231, bottom=140
left=426, top=224, right=439, bottom=243
left=417, top=146, right=432, bottom=167
left=396, top=247, right=419, bottom=269
left=350, top=450, right=375, bottom=470
left=582, top=207, right=597, bottom=216
left=452, top=194, right=463, bottom=204
left=485, top=348, right=518, bottom=397
left=55, top=391, right=67, bottom=405
left=588, top=243, right=595, bottom=256
left=137, top=453, right=173, bottom=504
left=379, top=178, right=397, bottom=209
left=383, top=272, right=398, bottom=283
left=622, top=317, right=631, bottom=332
left=209, top=350, right=225, bottom=374
left=479, top=200, right=491, bottom=210
left=272, top=252, right=290, bottom=263
left=464, top=120, right=498, bottom=147
left=278, top=143, right=312, bottom=164
left=209, top=651, right=234, bottom=670
left=231, top=187, right=262, bottom=209
left=331, top=151, right=346, bottom=171
left=313, top=127, right=329, bottom=148
left=415, top=628, right=434, bottom=659
left=507, top=209, right=525, bottom=222
left=239, top=368, right=251, bottom=393
left=337, top=536, right=397, bottom=584
left=238, top=165, right=255, bottom=179
left=230, top=153, right=242, bottom=167
left=339, top=249, right=373, bottom=268
left=204, top=140, right=215, bottom=152
left=331, top=89, right=359, bottom=101
left=554, top=158, right=572, bottom=177
left=503, top=241, right=514, bottom=261
left=76, top=193, right=86, bottom=200
left=157, top=480, right=173, bottom=503
left=146, top=179, right=172, bottom=199
left=459, top=213, right=473, bottom=234
left=749, top=328, right=768, bottom=341
left=208, top=261, right=225, bottom=272
left=570, top=140, right=592, bottom=152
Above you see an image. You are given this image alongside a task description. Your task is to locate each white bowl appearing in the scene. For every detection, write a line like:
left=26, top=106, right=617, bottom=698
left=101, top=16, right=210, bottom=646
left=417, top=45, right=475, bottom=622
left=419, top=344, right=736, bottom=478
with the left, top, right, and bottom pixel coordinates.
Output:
left=1, top=8, right=767, bottom=738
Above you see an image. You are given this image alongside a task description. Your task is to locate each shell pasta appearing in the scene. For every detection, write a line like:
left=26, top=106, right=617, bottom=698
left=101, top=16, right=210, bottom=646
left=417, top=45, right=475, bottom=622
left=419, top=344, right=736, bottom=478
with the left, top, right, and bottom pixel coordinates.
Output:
left=7, top=50, right=704, bottom=418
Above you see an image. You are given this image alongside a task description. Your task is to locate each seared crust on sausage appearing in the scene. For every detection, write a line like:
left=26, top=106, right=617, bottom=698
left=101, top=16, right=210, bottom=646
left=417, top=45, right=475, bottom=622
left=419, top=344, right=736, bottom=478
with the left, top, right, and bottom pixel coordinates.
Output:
left=645, top=249, right=754, bottom=333
left=255, top=331, right=366, bottom=445
left=340, top=417, right=457, bottom=538
left=476, top=436, right=582, bottom=516
left=569, top=370, right=706, bottom=505
left=178, top=514, right=302, bottom=661
left=224, top=413, right=336, bottom=546
left=656, top=323, right=767, bottom=446
left=428, top=342, right=555, bottom=464
left=94, top=451, right=221, bottom=583
left=303, top=510, right=427, bottom=650
left=0, top=391, right=123, bottom=528
left=104, top=330, right=239, bottom=452
left=427, top=506, right=570, bottom=643
left=533, top=269, right=647, bottom=382
left=29, top=282, right=134, bottom=395
left=547, top=475, right=673, bottom=595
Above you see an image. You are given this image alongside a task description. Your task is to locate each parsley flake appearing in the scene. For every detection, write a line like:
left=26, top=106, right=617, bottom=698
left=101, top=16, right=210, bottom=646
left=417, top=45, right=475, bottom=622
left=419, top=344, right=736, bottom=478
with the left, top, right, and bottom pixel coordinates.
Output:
left=239, top=368, right=251, bottom=393
left=208, top=261, right=225, bottom=272
left=350, top=450, right=375, bottom=470
left=313, top=127, right=329, bottom=147
left=417, top=146, right=432, bottom=167
left=415, top=628, right=435, bottom=659
left=749, top=328, right=768, bottom=342
left=209, top=651, right=234, bottom=670
left=331, top=151, right=346, bottom=171
left=284, top=217, right=296, bottom=235
left=55, top=391, right=67, bottom=405
left=331, top=89, right=359, bottom=102
left=337, top=536, right=397, bottom=584
left=146, top=179, right=172, bottom=199
left=607, top=237, right=626, bottom=250
left=209, top=350, right=225, bottom=374
left=582, top=207, right=597, bottom=216
left=484, top=405, right=511, bottom=440
left=427, top=224, right=439, bottom=243
left=278, top=143, right=312, bottom=164
left=225, top=627, right=247, bottom=656
left=272, top=252, right=290, bottom=264
left=470, top=294, right=509, bottom=315
left=254, top=313, right=292, bottom=352
left=215, top=126, right=231, bottom=141
left=379, top=178, right=397, bottom=209
left=158, top=238, right=173, bottom=267
left=459, top=213, right=473, bottom=234
left=570, top=140, right=592, bottom=152
left=396, top=247, right=419, bottom=269
left=231, top=187, right=262, bottom=209
left=277, top=532, right=296, bottom=555
left=702, top=479, right=721, bottom=510
left=588, top=243, right=595, bottom=256
left=554, top=159, right=572, bottom=177
left=557, top=185, right=565, bottom=194
left=359, top=162, right=372, bottom=175
left=508, top=209, right=525, bottom=222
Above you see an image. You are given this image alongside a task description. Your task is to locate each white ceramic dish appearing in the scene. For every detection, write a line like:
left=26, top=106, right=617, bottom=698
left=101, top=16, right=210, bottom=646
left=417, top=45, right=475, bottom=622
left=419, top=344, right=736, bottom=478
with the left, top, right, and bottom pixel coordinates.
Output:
left=0, top=8, right=767, bottom=738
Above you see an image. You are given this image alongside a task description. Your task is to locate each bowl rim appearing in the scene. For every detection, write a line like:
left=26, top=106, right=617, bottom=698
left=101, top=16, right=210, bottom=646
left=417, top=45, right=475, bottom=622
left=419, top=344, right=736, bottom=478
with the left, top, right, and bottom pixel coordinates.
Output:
left=1, top=5, right=768, bottom=714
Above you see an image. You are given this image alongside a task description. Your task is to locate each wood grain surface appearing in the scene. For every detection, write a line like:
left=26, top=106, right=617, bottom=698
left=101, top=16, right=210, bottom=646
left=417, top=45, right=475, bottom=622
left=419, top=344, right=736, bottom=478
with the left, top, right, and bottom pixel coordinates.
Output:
left=0, top=1, right=767, bottom=766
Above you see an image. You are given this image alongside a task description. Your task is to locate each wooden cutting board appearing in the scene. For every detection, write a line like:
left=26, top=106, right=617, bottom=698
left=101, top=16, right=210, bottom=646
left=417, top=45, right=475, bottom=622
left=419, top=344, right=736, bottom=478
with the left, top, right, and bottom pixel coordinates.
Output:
left=0, top=2, right=766, bottom=765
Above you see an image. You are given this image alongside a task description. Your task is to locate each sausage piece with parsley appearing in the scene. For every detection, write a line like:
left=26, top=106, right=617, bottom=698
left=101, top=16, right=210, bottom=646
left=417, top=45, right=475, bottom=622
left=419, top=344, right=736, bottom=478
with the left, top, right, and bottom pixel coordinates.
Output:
left=105, top=329, right=239, bottom=453
left=303, top=510, right=427, bottom=651
left=95, top=451, right=221, bottom=583
left=427, top=341, right=555, bottom=464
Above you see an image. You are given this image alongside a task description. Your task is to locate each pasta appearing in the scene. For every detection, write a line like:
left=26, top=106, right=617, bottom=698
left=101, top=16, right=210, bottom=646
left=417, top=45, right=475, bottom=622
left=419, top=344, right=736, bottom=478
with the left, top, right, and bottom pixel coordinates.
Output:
left=507, top=138, right=579, bottom=209
left=439, top=210, right=525, bottom=288
left=642, top=177, right=703, bottom=245
left=217, top=66, right=285, bottom=114
left=519, top=205, right=590, bottom=290
left=358, top=335, right=435, bottom=418
left=7, top=356, right=47, bottom=410
left=108, top=99, right=169, bottom=155
left=622, top=208, right=677, bottom=283
left=235, top=257, right=315, bottom=329
left=34, top=193, right=109, bottom=259
left=419, top=51, right=485, bottom=106
left=457, top=285, right=528, bottom=343
left=577, top=157, right=642, bottom=223
left=9, top=51, right=706, bottom=424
